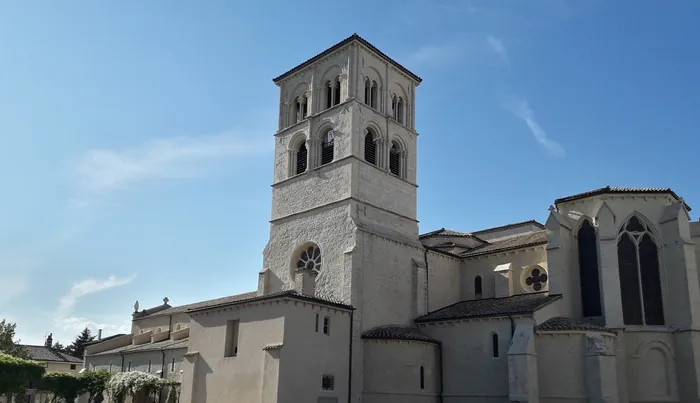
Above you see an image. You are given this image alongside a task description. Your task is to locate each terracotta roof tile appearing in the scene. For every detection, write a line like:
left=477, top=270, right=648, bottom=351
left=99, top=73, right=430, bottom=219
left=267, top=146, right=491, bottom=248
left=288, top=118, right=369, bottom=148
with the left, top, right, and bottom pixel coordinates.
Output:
left=537, top=317, right=616, bottom=334
left=415, top=293, right=562, bottom=323
left=460, top=231, right=548, bottom=258
left=361, top=325, right=439, bottom=344
left=472, top=220, right=545, bottom=235
left=92, top=338, right=188, bottom=356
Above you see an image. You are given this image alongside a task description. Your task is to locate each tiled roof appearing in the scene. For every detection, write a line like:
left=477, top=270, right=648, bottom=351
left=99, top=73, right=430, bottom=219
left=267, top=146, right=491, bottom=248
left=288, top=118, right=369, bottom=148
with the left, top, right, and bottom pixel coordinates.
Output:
left=92, top=338, right=188, bottom=356
left=186, top=290, right=354, bottom=313
left=419, top=228, right=477, bottom=239
left=415, top=293, right=562, bottom=323
left=460, top=230, right=548, bottom=258
left=20, top=345, right=83, bottom=363
left=138, top=291, right=259, bottom=318
left=84, top=334, right=127, bottom=346
left=273, top=33, right=422, bottom=84
left=537, top=317, right=616, bottom=334
left=361, top=325, right=439, bottom=344
left=555, top=186, right=691, bottom=211
left=472, top=220, right=545, bottom=235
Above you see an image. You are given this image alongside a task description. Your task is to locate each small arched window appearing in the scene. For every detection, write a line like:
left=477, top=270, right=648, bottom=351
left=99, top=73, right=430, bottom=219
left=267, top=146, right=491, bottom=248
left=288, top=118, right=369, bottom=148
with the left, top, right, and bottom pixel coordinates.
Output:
left=325, top=81, right=333, bottom=109
left=391, top=95, right=398, bottom=120
left=364, top=129, right=377, bottom=165
left=578, top=219, right=602, bottom=317
left=333, top=77, right=341, bottom=105
left=370, top=81, right=378, bottom=109
left=389, top=141, right=401, bottom=176
left=618, top=215, right=664, bottom=325
left=296, top=141, right=308, bottom=174
left=364, top=79, right=371, bottom=105
left=397, top=97, right=405, bottom=124
left=320, top=131, right=334, bottom=165
left=492, top=333, right=499, bottom=358
left=474, top=276, right=482, bottom=299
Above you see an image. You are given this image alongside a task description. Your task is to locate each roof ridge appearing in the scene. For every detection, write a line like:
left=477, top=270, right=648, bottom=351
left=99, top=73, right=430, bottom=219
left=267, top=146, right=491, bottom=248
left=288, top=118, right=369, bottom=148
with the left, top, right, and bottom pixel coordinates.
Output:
left=554, top=186, right=690, bottom=211
left=472, top=219, right=545, bottom=235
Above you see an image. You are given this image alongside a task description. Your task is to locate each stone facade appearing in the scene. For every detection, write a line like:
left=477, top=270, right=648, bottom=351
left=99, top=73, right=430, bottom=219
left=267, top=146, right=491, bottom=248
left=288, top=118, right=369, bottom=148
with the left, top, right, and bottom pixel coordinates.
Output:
left=84, top=34, right=700, bottom=403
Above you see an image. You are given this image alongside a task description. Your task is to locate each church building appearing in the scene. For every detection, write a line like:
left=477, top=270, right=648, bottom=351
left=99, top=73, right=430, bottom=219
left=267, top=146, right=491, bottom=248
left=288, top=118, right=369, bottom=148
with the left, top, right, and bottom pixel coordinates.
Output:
left=84, top=34, right=700, bottom=403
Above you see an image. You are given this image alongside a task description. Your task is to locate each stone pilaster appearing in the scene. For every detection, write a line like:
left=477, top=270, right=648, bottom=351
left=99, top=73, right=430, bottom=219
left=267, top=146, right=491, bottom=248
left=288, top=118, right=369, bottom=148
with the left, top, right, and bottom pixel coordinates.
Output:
left=545, top=206, right=574, bottom=317
left=595, top=202, right=625, bottom=328
left=494, top=262, right=513, bottom=298
left=584, top=335, right=619, bottom=403
left=507, top=324, right=539, bottom=403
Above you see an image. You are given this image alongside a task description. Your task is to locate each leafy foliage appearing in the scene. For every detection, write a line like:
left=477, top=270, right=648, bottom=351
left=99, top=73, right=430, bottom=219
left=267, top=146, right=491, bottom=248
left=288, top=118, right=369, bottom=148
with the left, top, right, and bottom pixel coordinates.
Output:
left=106, top=371, right=160, bottom=403
left=65, top=327, right=95, bottom=358
left=52, top=341, right=66, bottom=352
left=0, top=319, right=29, bottom=359
left=40, top=372, right=83, bottom=402
left=80, top=370, right=111, bottom=402
left=0, top=352, right=45, bottom=396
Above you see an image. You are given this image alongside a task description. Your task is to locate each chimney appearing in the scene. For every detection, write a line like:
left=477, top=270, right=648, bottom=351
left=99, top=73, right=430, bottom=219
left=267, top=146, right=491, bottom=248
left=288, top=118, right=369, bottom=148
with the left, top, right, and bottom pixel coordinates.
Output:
left=98, top=329, right=102, bottom=340
left=45, top=333, right=53, bottom=348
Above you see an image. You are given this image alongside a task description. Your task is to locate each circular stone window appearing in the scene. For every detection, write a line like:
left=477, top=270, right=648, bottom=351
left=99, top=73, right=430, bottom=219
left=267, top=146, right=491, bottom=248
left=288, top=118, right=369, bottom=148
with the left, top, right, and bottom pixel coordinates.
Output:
left=522, top=265, right=548, bottom=292
left=295, top=244, right=322, bottom=275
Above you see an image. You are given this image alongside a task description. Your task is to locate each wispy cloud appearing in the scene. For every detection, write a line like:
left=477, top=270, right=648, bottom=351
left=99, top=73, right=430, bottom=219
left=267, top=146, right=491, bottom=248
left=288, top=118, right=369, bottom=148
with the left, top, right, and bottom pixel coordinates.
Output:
left=54, top=316, right=130, bottom=337
left=504, top=98, right=566, bottom=158
left=57, top=275, right=136, bottom=317
left=71, top=130, right=268, bottom=206
left=486, top=35, right=509, bottom=65
left=410, top=43, right=463, bottom=65
left=0, top=257, right=35, bottom=307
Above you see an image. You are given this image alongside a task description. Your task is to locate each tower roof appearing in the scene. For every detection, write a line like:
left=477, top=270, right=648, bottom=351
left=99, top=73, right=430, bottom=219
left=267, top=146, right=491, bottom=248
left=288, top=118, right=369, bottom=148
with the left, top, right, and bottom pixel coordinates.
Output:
left=272, top=33, right=422, bottom=85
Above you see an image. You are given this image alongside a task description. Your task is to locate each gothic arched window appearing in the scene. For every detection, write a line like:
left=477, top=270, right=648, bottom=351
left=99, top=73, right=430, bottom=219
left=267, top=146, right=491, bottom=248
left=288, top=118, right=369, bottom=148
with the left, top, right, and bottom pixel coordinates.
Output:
left=474, top=275, right=483, bottom=299
left=578, top=219, right=602, bottom=317
left=364, top=129, right=377, bottom=166
left=617, top=215, right=665, bottom=326
left=320, top=131, right=334, bottom=165
left=389, top=141, right=402, bottom=177
left=296, top=141, right=307, bottom=175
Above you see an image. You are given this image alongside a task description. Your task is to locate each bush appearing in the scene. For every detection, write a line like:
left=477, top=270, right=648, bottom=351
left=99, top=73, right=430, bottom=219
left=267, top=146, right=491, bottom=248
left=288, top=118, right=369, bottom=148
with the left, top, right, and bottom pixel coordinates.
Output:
left=106, top=371, right=160, bottom=403
left=0, top=353, right=45, bottom=397
left=80, top=370, right=111, bottom=402
left=40, top=372, right=83, bottom=402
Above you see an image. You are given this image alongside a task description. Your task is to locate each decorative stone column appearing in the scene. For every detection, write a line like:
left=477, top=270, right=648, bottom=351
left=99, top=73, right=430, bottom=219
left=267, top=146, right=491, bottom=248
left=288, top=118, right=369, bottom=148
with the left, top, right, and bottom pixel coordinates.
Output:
left=545, top=206, right=575, bottom=317
left=594, top=202, right=625, bottom=328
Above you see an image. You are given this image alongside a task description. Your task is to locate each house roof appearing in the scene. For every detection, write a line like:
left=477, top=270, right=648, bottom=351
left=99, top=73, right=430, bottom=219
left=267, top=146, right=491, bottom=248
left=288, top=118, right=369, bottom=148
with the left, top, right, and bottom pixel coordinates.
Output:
left=83, top=333, right=127, bottom=346
left=419, top=228, right=477, bottom=239
left=272, top=33, right=422, bottom=84
left=472, top=220, right=545, bottom=235
left=537, top=317, right=616, bottom=334
left=186, top=290, right=354, bottom=314
left=20, top=345, right=83, bottom=363
left=554, top=186, right=691, bottom=211
left=136, top=291, right=259, bottom=319
left=415, top=292, right=562, bottom=323
left=460, top=230, right=548, bottom=258
left=361, top=325, right=439, bottom=344
left=92, top=338, right=189, bottom=356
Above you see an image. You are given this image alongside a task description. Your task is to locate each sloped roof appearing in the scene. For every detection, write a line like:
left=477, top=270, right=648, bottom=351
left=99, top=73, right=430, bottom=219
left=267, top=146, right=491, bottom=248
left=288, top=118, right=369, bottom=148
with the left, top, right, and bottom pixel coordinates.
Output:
left=472, top=220, right=545, bottom=235
left=186, top=290, right=353, bottom=314
left=537, top=317, right=616, bottom=334
left=419, top=228, right=478, bottom=239
left=84, top=333, right=128, bottom=346
left=361, top=325, right=439, bottom=344
left=555, top=186, right=691, bottom=211
left=415, top=293, right=562, bottom=323
left=272, top=33, right=422, bottom=84
left=460, top=230, right=548, bottom=258
left=92, top=338, right=189, bottom=356
left=21, top=345, right=82, bottom=363
left=137, top=291, right=258, bottom=318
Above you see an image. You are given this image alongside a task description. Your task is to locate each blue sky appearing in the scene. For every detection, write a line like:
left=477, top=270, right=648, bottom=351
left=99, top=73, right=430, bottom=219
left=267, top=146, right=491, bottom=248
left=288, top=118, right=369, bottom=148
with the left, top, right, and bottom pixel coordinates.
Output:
left=1, top=0, right=698, bottom=346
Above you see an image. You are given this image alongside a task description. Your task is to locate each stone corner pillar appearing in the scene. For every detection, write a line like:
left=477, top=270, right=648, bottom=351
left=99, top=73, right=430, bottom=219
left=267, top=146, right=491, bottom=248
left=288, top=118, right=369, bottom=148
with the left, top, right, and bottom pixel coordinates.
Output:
left=595, top=202, right=625, bottom=328
left=507, top=324, right=539, bottom=403
left=584, top=334, right=620, bottom=403
left=179, top=351, right=200, bottom=403
left=493, top=262, right=513, bottom=298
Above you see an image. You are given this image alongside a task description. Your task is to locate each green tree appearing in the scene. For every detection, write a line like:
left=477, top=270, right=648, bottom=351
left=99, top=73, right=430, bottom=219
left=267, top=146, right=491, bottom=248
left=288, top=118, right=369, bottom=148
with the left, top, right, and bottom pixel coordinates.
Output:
left=0, top=353, right=45, bottom=400
left=52, top=341, right=66, bottom=352
left=0, top=319, right=29, bottom=359
left=79, top=370, right=111, bottom=403
left=65, top=327, right=95, bottom=358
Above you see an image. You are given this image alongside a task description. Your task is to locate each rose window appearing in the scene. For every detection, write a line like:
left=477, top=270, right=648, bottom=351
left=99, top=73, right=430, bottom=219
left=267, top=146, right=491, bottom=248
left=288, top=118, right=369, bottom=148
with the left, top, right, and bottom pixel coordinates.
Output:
left=296, top=246, right=322, bottom=274
left=525, top=267, right=548, bottom=291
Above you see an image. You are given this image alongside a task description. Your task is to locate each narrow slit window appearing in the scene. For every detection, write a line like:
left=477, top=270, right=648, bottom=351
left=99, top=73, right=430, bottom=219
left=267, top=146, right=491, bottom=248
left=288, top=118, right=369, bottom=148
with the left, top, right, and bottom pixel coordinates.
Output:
left=323, top=316, right=330, bottom=335
left=148, top=359, right=151, bottom=372
left=492, top=333, right=499, bottom=358
left=364, top=79, right=370, bottom=105
left=296, top=142, right=308, bottom=175
left=475, top=276, right=482, bottom=299
left=370, top=81, right=378, bottom=109
left=333, top=77, right=341, bottom=105
left=171, top=357, right=175, bottom=372
left=322, top=375, right=335, bottom=391
left=315, top=313, right=319, bottom=332
left=364, top=130, right=377, bottom=165
left=295, top=98, right=302, bottom=123
left=420, top=365, right=425, bottom=390
left=225, top=319, right=240, bottom=357
left=321, top=132, right=334, bottom=165
left=326, top=81, right=333, bottom=109
left=389, top=142, right=401, bottom=176
left=397, top=97, right=405, bottom=124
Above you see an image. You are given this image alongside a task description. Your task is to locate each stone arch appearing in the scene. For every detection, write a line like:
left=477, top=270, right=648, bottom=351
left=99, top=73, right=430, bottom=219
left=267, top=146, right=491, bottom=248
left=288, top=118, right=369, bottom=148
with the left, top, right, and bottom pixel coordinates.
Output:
left=320, top=64, right=343, bottom=109
left=632, top=340, right=676, bottom=397
left=287, top=131, right=308, bottom=176
left=617, top=211, right=661, bottom=240
left=575, top=216, right=603, bottom=317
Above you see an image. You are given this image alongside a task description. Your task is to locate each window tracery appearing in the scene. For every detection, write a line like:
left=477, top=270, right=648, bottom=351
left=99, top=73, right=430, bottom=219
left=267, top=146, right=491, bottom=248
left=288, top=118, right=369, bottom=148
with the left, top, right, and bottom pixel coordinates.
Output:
left=524, top=266, right=548, bottom=292
left=295, top=245, right=322, bottom=275
left=617, top=215, right=664, bottom=325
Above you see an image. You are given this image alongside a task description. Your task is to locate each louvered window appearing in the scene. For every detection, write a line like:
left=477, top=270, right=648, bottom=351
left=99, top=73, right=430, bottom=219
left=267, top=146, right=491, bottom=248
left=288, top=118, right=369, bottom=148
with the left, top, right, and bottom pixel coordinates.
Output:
left=389, top=143, right=401, bottom=176
left=364, top=130, right=377, bottom=165
left=578, top=219, right=602, bottom=317
left=296, top=143, right=307, bottom=175
left=617, top=215, right=664, bottom=325
left=321, top=133, right=334, bottom=165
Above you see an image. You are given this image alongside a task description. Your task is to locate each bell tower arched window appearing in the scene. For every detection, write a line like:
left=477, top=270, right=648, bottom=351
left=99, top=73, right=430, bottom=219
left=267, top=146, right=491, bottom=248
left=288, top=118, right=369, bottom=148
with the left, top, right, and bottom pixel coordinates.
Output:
left=617, top=215, right=665, bottom=326
left=397, top=97, right=405, bottom=124
left=474, top=276, right=483, bottom=299
left=364, top=79, right=371, bottom=106
left=391, top=94, right=398, bottom=120
left=389, top=141, right=402, bottom=177
left=320, top=131, right=334, bottom=166
left=370, top=81, right=378, bottom=109
left=578, top=219, right=602, bottom=317
left=325, top=77, right=342, bottom=110
left=364, top=129, right=377, bottom=166
left=296, top=142, right=307, bottom=175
